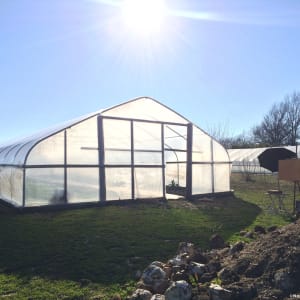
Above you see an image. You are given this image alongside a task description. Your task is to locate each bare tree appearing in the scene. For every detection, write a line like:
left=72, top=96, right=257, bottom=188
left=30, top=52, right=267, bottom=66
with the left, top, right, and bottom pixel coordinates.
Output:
left=229, top=132, right=255, bottom=149
left=253, top=101, right=289, bottom=146
left=206, top=121, right=233, bottom=148
left=285, top=92, right=300, bottom=145
left=253, top=92, right=300, bottom=146
left=241, top=159, right=255, bottom=181
left=206, top=122, right=255, bottom=149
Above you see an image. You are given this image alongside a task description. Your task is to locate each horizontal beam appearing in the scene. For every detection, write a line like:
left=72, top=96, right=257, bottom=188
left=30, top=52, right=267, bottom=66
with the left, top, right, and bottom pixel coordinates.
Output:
left=102, top=115, right=188, bottom=127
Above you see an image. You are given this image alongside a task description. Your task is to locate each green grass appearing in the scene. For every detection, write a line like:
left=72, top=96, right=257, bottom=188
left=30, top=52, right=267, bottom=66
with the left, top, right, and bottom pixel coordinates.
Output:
left=231, top=173, right=295, bottom=226
left=0, top=174, right=294, bottom=299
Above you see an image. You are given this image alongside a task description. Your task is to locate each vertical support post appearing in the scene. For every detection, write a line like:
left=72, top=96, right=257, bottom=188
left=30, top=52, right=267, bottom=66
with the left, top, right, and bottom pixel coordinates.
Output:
left=186, top=123, right=193, bottom=199
left=98, top=116, right=106, bottom=202
left=211, top=139, right=215, bottom=193
left=161, top=124, right=166, bottom=199
left=64, top=130, right=68, bottom=203
left=294, top=181, right=296, bottom=214
left=131, top=121, right=135, bottom=200
left=22, top=168, right=26, bottom=207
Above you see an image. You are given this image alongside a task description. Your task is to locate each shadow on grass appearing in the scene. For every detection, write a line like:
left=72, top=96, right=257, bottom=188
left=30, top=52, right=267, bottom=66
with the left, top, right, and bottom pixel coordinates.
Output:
left=0, top=195, right=261, bottom=285
left=188, top=195, right=262, bottom=240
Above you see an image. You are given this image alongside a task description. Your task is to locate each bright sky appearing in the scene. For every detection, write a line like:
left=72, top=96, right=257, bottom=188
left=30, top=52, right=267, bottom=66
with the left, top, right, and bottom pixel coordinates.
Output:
left=1, top=0, right=300, bottom=144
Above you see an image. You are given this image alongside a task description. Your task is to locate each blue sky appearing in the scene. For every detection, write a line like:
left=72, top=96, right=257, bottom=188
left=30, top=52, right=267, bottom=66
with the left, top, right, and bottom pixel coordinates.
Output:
left=1, top=0, right=300, bottom=144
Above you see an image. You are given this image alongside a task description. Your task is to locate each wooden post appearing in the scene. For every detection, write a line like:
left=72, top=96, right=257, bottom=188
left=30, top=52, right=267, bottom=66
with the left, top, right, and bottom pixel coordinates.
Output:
left=294, top=181, right=297, bottom=214
left=278, top=159, right=300, bottom=215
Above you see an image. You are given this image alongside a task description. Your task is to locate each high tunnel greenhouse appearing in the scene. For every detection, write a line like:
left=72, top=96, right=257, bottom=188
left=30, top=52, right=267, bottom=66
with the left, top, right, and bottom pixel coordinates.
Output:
left=0, top=97, right=231, bottom=208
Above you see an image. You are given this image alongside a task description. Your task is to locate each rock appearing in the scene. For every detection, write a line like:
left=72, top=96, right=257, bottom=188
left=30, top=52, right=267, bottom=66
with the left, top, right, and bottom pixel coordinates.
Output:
left=141, top=265, right=166, bottom=285
left=274, top=268, right=295, bottom=291
left=177, top=242, right=207, bottom=263
left=209, top=283, right=232, bottom=300
left=258, top=288, right=284, bottom=300
left=171, top=270, right=189, bottom=282
left=239, top=230, right=247, bottom=237
left=229, top=241, right=244, bottom=256
left=130, top=289, right=152, bottom=300
left=218, top=247, right=230, bottom=256
left=218, top=267, right=239, bottom=284
left=128, top=221, right=300, bottom=299
left=231, top=258, right=251, bottom=275
left=209, top=234, right=227, bottom=250
left=267, top=225, right=277, bottom=232
left=226, top=283, right=257, bottom=300
left=151, top=261, right=165, bottom=268
left=189, top=262, right=206, bottom=277
left=198, top=272, right=216, bottom=283
left=170, top=265, right=181, bottom=274
left=140, top=265, right=169, bottom=294
left=151, top=295, right=165, bottom=300
left=254, top=225, right=266, bottom=234
left=207, top=261, right=222, bottom=273
left=168, top=254, right=188, bottom=267
left=244, top=231, right=254, bottom=239
left=192, top=251, right=208, bottom=264
left=165, top=280, right=192, bottom=300
left=162, top=265, right=172, bottom=278
left=178, top=242, right=196, bottom=257
left=244, top=260, right=266, bottom=278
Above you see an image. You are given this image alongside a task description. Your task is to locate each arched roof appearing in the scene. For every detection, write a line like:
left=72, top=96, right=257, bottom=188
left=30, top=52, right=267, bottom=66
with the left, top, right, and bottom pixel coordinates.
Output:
left=0, top=97, right=228, bottom=166
left=102, top=97, right=189, bottom=124
left=0, top=110, right=101, bottom=165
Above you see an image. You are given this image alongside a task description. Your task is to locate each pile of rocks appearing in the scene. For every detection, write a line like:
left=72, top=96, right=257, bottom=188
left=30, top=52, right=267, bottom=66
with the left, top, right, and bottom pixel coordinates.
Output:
left=126, top=221, right=300, bottom=300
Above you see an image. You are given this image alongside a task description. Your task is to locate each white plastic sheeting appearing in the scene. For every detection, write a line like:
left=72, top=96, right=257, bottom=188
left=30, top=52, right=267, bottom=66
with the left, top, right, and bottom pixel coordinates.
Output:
left=0, top=97, right=231, bottom=207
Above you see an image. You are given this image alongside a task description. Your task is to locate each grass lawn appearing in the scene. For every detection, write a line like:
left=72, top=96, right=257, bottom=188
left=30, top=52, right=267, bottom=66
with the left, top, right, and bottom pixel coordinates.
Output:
left=0, top=173, right=295, bottom=299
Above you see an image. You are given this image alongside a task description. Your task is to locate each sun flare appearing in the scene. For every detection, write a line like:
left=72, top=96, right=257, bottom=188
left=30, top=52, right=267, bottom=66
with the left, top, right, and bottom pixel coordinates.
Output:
left=121, top=0, right=167, bottom=36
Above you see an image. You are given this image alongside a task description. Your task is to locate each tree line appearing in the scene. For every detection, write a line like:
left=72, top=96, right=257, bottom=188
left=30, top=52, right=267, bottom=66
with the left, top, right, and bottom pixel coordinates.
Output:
left=210, top=91, right=300, bottom=149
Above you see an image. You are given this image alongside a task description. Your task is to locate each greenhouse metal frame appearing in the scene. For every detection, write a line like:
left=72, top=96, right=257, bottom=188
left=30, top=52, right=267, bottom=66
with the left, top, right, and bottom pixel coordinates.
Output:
left=0, top=97, right=231, bottom=208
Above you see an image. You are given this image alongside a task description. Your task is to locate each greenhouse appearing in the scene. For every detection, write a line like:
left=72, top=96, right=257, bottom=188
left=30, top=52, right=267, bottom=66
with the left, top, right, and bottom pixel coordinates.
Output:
left=0, top=97, right=231, bottom=208
left=228, top=146, right=298, bottom=174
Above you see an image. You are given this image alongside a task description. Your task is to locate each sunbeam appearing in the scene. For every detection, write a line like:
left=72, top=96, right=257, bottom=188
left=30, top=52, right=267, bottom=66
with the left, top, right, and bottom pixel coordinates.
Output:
left=89, top=0, right=300, bottom=27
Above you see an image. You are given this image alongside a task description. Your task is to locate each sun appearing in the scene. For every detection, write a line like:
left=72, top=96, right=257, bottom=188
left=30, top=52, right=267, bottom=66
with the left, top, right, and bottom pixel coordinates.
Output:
left=121, top=0, right=167, bottom=37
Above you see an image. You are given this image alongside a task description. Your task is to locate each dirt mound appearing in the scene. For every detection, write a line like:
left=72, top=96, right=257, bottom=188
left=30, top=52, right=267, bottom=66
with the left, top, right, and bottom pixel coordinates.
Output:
left=128, top=220, right=300, bottom=300
left=219, top=220, right=300, bottom=299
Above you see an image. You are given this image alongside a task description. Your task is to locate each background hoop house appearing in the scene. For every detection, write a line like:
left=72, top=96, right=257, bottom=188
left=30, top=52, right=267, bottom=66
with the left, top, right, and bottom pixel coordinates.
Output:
left=258, top=148, right=296, bottom=172
left=0, top=97, right=231, bottom=208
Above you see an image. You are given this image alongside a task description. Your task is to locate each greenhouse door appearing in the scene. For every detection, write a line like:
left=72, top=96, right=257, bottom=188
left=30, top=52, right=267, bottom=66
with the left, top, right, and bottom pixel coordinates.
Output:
left=164, top=123, right=191, bottom=198
left=99, top=116, right=167, bottom=201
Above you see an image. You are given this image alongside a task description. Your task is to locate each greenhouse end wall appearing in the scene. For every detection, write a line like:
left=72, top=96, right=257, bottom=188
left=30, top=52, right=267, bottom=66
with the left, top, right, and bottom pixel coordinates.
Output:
left=0, top=166, right=23, bottom=207
left=0, top=97, right=231, bottom=208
